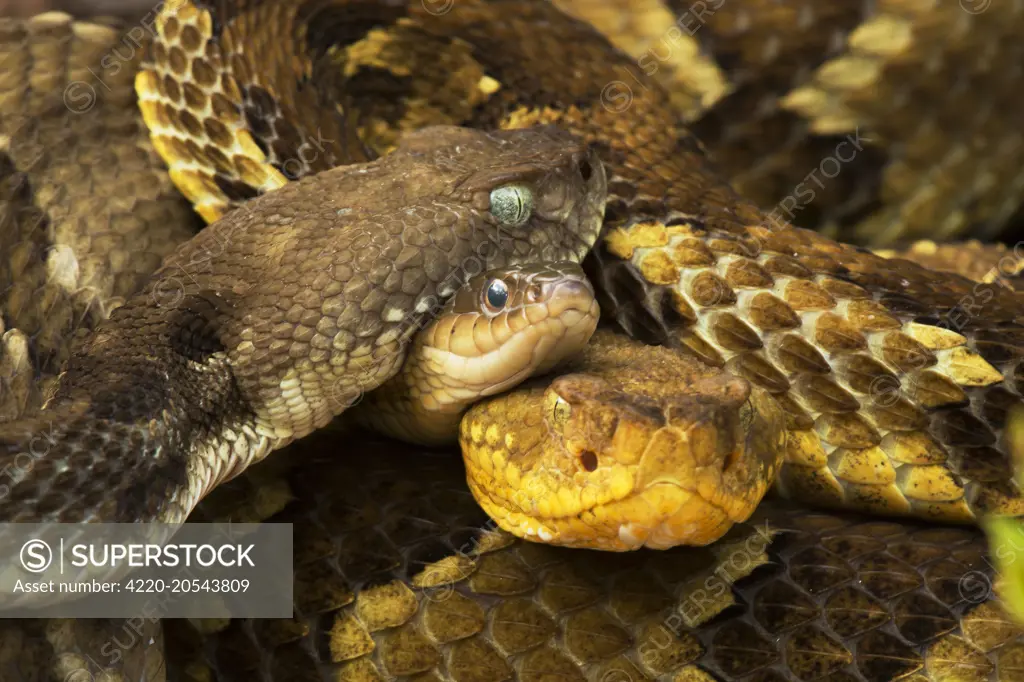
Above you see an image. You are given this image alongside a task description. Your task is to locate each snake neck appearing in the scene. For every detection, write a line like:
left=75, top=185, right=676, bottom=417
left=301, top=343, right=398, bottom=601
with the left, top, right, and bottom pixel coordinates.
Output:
left=0, top=292, right=268, bottom=524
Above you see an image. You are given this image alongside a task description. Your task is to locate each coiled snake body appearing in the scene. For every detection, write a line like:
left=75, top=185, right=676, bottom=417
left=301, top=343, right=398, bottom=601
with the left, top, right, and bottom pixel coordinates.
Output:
left=3, top=1, right=1024, bottom=680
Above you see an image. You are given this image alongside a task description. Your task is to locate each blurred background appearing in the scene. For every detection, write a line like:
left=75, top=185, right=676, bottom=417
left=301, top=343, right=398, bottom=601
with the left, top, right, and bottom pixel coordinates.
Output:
left=0, top=0, right=153, bottom=18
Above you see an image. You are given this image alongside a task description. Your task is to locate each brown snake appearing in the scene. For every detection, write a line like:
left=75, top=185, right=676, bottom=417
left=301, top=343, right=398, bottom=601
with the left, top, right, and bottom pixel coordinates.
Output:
left=0, top=119, right=606, bottom=525
left=3, top=1, right=1024, bottom=680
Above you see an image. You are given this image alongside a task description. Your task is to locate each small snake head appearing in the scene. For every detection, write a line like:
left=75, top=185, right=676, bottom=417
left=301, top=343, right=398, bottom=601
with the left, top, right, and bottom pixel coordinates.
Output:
left=461, top=332, right=787, bottom=550
left=437, top=261, right=601, bottom=395
left=357, top=262, right=599, bottom=445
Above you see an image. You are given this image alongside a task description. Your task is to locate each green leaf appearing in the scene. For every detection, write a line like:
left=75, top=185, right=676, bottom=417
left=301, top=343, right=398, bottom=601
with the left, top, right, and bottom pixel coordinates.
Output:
left=982, top=517, right=1024, bottom=625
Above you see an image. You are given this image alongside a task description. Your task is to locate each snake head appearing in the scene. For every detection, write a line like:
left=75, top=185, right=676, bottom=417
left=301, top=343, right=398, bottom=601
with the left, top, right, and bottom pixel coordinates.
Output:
left=356, top=262, right=599, bottom=445
left=461, top=331, right=786, bottom=550
left=395, top=124, right=608, bottom=264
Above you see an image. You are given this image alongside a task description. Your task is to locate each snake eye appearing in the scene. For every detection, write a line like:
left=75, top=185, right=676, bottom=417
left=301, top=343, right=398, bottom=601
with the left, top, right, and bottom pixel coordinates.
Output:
left=489, top=184, right=533, bottom=226
left=551, top=395, right=571, bottom=431
left=485, top=278, right=509, bottom=310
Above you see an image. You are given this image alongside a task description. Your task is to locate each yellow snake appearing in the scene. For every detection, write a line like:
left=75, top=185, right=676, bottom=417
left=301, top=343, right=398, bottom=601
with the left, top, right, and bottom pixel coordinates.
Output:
left=3, top=1, right=1024, bottom=680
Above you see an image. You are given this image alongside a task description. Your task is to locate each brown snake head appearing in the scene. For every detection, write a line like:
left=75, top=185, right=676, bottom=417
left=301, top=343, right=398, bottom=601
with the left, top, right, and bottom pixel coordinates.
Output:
left=460, top=330, right=786, bottom=550
left=355, top=261, right=599, bottom=445
left=0, top=124, right=607, bottom=525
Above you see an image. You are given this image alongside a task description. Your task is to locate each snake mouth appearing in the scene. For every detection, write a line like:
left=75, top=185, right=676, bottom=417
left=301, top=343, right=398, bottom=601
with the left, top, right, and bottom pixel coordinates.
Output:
left=467, top=468, right=745, bottom=552
left=470, top=463, right=753, bottom=552
left=601, top=480, right=741, bottom=551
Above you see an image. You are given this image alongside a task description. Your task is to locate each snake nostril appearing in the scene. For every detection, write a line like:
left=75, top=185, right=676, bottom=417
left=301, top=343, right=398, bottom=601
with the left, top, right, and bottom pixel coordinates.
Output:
left=579, top=450, right=598, bottom=472
left=578, top=159, right=593, bottom=183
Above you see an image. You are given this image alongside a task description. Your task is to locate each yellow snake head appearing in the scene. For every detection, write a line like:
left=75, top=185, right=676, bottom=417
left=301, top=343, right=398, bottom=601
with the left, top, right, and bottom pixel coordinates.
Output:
left=461, top=331, right=787, bottom=550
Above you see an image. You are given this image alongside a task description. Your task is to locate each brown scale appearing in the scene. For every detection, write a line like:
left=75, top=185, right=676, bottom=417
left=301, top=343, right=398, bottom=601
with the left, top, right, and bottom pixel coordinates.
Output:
left=746, top=292, right=801, bottom=332
left=0, top=12, right=198, bottom=420
left=145, top=438, right=1024, bottom=682
left=772, top=334, right=832, bottom=375
left=726, top=352, right=789, bottom=394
